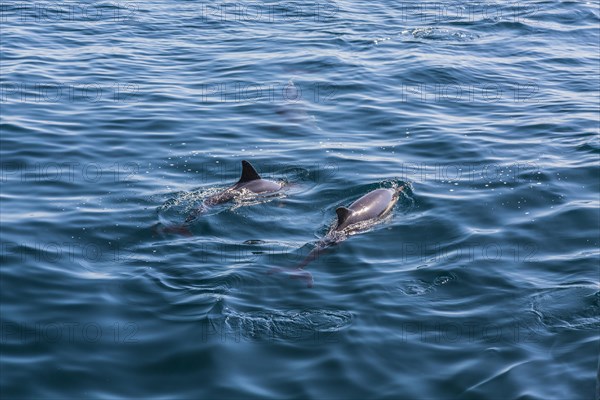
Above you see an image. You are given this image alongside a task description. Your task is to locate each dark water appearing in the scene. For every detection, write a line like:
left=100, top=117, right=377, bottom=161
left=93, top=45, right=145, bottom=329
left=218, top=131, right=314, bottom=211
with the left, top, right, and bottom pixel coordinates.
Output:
left=1, top=1, right=599, bottom=398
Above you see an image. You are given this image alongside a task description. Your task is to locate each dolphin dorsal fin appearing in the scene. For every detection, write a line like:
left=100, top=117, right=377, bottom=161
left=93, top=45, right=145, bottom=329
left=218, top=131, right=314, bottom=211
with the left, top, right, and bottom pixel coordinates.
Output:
left=238, top=160, right=261, bottom=183
left=335, top=207, right=352, bottom=226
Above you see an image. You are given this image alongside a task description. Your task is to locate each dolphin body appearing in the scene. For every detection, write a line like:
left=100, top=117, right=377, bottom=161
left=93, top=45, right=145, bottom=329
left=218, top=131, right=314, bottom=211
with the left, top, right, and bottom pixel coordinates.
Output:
left=186, top=160, right=282, bottom=222
left=290, top=186, right=405, bottom=283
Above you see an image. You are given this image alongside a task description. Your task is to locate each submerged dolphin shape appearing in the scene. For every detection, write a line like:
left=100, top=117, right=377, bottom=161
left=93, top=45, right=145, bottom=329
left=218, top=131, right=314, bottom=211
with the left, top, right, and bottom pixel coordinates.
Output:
left=284, top=186, right=405, bottom=285
left=186, top=160, right=282, bottom=222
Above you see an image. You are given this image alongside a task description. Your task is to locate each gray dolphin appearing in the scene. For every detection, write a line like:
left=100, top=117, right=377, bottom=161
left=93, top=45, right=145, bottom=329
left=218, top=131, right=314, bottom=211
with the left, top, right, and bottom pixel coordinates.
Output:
left=333, top=188, right=401, bottom=232
left=186, top=160, right=282, bottom=222
left=285, top=186, right=405, bottom=285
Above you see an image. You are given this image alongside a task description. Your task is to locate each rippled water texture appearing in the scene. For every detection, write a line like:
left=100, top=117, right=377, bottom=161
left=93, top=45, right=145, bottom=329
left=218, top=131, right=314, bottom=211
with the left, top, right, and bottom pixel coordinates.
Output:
left=1, top=1, right=599, bottom=399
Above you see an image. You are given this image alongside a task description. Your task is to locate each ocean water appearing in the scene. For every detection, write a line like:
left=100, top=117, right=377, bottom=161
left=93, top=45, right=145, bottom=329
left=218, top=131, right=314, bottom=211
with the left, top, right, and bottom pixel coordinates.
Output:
left=1, top=1, right=599, bottom=398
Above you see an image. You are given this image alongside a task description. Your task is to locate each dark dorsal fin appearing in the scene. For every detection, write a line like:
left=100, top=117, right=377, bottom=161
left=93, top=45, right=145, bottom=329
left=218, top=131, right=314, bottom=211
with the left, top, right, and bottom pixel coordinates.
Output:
left=335, top=207, right=352, bottom=226
left=238, top=160, right=261, bottom=183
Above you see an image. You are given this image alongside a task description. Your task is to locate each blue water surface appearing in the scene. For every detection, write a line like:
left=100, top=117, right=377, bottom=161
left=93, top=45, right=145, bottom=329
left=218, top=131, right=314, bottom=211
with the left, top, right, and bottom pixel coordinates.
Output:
left=1, top=1, right=599, bottom=399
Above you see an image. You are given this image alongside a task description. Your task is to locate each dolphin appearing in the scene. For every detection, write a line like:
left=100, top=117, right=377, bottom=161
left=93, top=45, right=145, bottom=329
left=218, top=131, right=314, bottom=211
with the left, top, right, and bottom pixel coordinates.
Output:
left=282, top=186, right=405, bottom=286
left=186, top=160, right=283, bottom=222
left=331, top=187, right=402, bottom=232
